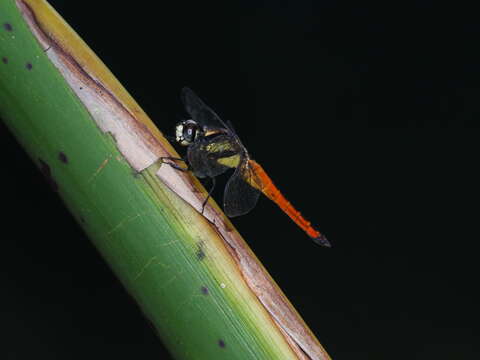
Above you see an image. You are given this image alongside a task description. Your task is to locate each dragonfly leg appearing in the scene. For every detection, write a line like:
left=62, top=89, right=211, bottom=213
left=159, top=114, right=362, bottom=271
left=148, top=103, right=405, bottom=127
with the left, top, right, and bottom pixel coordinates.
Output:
left=161, top=157, right=190, bottom=172
left=201, top=177, right=216, bottom=214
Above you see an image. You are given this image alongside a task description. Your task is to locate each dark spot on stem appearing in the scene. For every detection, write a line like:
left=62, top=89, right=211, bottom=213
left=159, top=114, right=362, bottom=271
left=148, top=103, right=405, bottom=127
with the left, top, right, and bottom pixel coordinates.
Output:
left=1, top=57, right=7, bottom=64
left=196, top=241, right=206, bottom=260
left=58, top=152, right=68, bottom=164
left=218, top=339, right=226, bottom=348
left=3, top=23, right=13, bottom=32
left=26, top=62, right=33, bottom=70
left=196, top=247, right=205, bottom=260
left=200, top=286, right=209, bottom=295
left=80, top=216, right=86, bottom=224
left=38, top=158, right=58, bottom=192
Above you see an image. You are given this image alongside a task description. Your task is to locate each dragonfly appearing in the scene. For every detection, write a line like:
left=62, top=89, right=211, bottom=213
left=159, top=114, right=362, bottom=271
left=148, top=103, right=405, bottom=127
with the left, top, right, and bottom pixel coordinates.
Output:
left=163, top=87, right=330, bottom=247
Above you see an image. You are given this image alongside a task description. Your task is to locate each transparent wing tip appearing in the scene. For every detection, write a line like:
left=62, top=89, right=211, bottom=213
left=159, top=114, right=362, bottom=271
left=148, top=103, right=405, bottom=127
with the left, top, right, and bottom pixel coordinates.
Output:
left=313, top=234, right=331, bottom=248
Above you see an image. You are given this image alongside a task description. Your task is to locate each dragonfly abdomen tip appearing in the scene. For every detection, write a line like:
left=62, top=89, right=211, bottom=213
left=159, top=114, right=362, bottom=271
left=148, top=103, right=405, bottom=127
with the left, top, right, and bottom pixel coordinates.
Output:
left=313, top=234, right=331, bottom=248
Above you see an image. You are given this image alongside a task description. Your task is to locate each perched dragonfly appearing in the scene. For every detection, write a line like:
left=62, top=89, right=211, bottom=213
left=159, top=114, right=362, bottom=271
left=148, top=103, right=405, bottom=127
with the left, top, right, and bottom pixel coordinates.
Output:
left=164, top=87, right=330, bottom=247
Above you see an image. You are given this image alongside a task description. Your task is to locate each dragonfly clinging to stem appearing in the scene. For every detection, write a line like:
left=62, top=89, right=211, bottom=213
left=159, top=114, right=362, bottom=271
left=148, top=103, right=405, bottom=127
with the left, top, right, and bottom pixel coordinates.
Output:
left=163, top=87, right=330, bottom=247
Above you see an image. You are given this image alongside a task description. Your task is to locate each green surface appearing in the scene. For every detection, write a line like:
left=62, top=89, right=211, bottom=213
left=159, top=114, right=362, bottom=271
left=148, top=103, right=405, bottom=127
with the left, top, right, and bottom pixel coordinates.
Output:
left=0, top=1, right=298, bottom=359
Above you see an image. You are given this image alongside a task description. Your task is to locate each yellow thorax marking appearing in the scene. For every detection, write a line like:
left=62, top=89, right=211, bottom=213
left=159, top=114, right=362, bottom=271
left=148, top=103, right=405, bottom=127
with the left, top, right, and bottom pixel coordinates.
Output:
left=205, top=141, right=234, bottom=153
left=217, top=154, right=241, bottom=168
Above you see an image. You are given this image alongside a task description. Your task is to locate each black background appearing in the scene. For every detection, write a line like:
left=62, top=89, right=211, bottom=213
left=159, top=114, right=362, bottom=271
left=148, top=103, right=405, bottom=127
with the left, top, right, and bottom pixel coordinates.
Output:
left=2, top=1, right=479, bottom=359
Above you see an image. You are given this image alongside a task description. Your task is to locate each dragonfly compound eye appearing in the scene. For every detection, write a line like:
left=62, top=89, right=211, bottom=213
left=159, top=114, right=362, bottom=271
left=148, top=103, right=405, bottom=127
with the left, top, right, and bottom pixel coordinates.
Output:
left=176, top=120, right=199, bottom=146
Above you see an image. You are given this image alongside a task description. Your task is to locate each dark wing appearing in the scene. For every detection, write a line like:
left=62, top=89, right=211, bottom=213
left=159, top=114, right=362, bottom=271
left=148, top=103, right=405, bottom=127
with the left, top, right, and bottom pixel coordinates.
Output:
left=224, top=161, right=261, bottom=217
left=181, top=87, right=234, bottom=133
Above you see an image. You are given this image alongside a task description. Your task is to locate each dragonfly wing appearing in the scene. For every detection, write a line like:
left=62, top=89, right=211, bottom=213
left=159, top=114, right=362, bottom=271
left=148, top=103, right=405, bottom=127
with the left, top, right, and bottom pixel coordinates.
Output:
left=181, top=87, right=233, bottom=132
left=224, top=163, right=261, bottom=217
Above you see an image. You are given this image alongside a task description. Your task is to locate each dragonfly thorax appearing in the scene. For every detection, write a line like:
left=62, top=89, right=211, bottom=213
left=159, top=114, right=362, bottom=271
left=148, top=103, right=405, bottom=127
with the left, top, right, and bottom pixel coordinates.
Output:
left=175, top=119, right=202, bottom=146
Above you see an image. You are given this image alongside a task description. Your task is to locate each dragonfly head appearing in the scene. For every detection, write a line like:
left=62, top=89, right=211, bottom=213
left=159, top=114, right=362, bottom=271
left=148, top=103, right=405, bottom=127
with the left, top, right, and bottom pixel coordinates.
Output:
left=175, top=119, right=201, bottom=146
